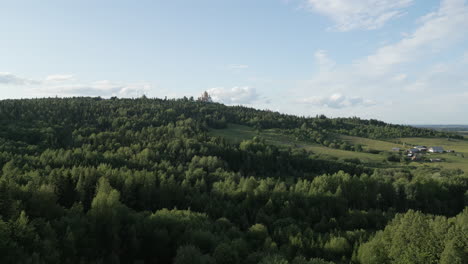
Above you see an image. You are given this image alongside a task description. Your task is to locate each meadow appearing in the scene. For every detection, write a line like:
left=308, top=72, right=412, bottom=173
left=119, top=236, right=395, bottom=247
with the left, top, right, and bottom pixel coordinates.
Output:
left=212, top=124, right=399, bottom=168
left=396, top=137, right=468, bottom=171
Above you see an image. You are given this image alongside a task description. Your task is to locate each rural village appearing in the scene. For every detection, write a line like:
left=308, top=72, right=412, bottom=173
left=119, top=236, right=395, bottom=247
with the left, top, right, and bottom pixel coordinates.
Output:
left=393, top=145, right=456, bottom=163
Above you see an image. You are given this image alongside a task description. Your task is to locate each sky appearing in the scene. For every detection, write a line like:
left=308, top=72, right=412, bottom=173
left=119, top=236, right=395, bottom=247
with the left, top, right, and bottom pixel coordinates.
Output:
left=1, top=0, right=468, bottom=124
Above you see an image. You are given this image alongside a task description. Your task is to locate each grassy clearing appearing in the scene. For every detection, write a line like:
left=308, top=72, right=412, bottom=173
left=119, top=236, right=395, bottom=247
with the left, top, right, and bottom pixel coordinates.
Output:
left=415, top=153, right=468, bottom=171
left=340, top=136, right=468, bottom=171
left=338, top=136, right=468, bottom=171
left=301, top=145, right=386, bottom=163
left=211, top=124, right=391, bottom=166
left=458, top=131, right=468, bottom=139
left=395, top=137, right=468, bottom=171
left=210, top=124, right=258, bottom=143
left=340, top=135, right=404, bottom=152
left=210, top=124, right=294, bottom=147
left=397, top=137, right=468, bottom=153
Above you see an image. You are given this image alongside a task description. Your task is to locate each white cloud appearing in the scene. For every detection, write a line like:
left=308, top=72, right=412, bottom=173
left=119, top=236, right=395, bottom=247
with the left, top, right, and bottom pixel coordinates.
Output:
left=0, top=71, right=153, bottom=98
left=402, top=59, right=468, bottom=93
left=291, top=1, right=468, bottom=123
left=1, top=72, right=74, bottom=85
left=301, top=0, right=468, bottom=99
left=299, top=93, right=375, bottom=109
left=207, top=86, right=260, bottom=104
left=0, top=72, right=39, bottom=85
left=357, top=0, right=468, bottom=74
left=45, top=74, right=75, bottom=82
left=307, top=0, right=413, bottom=31
left=228, top=64, right=249, bottom=69
left=32, top=80, right=151, bottom=98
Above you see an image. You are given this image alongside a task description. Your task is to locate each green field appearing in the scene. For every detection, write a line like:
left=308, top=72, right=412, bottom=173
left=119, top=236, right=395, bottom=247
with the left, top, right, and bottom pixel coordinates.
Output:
left=397, top=137, right=468, bottom=152
left=210, top=124, right=298, bottom=147
left=396, top=137, right=468, bottom=171
left=459, top=131, right=468, bottom=139
left=211, top=124, right=468, bottom=172
left=340, top=135, right=404, bottom=151
left=301, top=145, right=386, bottom=164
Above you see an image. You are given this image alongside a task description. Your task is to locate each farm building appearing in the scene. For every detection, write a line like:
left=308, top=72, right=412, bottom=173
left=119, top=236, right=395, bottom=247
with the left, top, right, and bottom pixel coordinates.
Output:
left=414, top=146, right=428, bottom=152
left=428, top=146, right=445, bottom=153
left=408, top=148, right=420, bottom=154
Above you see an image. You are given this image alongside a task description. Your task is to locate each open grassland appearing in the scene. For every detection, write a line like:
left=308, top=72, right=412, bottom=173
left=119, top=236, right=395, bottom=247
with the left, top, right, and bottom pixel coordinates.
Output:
left=340, top=136, right=468, bottom=171
left=459, top=131, right=468, bottom=139
left=397, top=137, right=468, bottom=152
left=414, top=153, right=468, bottom=171
left=210, top=124, right=258, bottom=143
left=396, top=137, right=468, bottom=171
left=301, top=145, right=386, bottom=164
left=211, top=124, right=468, bottom=172
left=337, top=136, right=468, bottom=172
left=340, top=135, right=404, bottom=151
left=210, top=124, right=295, bottom=147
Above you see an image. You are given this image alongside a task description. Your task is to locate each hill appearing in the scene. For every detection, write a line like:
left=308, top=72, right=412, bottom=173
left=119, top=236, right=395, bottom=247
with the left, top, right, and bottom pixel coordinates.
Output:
left=413, top=124, right=468, bottom=138
left=0, top=97, right=466, bottom=264
left=413, top=124, right=468, bottom=131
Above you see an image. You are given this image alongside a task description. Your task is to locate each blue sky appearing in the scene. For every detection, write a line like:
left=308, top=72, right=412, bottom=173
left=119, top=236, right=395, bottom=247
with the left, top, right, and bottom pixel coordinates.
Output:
left=1, top=0, right=467, bottom=124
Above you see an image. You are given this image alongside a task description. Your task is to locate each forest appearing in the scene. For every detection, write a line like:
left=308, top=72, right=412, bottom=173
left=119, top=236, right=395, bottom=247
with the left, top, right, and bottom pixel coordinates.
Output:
left=0, top=97, right=466, bottom=264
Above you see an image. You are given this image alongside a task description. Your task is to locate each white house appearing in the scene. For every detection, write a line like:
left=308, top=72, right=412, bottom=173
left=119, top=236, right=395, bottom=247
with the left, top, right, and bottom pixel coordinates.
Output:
left=414, top=146, right=428, bottom=152
left=428, top=146, right=444, bottom=153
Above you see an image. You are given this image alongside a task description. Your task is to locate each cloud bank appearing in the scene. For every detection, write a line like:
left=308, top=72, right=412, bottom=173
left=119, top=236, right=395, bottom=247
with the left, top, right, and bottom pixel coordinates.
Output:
left=357, top=0, right=468, bottom=74
left=45, top=74, right=75, bottom=82
left=34, top=80, right=151, bottom=98
left=0, top=72, right=39, bottom=85
left=299, top=93, right=375, bottom=109
left=303, top=0, right=468, bottom=97
left=0, top=72, right=152, bottom=98
left=293, top=0, right=468, bottom=123
left=207, top=86, right=260, bottom=104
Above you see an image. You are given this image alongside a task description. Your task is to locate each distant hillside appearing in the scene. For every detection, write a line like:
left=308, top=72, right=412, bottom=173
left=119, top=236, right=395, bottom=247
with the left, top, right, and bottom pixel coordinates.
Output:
left=0, top=97, right=460, bottom=151
left=413, top=125, right=468, bottom=138
left=413, top=124, right=468, bottom=130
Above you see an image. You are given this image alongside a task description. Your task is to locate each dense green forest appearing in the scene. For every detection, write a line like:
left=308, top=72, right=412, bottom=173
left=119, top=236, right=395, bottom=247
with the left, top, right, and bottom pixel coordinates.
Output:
left=0, top=97, right=466, bottom=264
